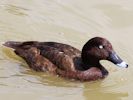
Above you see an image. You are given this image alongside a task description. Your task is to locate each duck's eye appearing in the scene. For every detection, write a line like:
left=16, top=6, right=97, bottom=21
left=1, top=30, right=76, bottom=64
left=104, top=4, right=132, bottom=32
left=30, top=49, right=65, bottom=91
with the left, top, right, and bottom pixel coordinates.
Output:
left=98, top=45, right=104, bottom=49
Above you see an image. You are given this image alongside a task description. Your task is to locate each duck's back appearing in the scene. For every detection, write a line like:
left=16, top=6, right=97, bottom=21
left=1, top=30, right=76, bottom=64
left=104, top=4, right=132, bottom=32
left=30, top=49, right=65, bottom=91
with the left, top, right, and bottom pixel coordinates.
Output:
left=4, top=41, right=83, bottom=72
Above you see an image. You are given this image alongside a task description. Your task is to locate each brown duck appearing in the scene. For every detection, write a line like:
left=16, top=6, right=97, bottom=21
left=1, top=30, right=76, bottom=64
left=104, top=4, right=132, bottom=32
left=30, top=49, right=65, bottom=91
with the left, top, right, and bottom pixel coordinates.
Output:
left=3, top=37, right=128, bottom=81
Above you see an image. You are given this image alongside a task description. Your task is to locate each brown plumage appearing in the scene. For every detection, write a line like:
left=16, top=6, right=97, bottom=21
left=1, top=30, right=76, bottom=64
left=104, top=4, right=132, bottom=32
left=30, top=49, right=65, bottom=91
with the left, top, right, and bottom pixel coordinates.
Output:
left=3, top=37, right=128, bottom=81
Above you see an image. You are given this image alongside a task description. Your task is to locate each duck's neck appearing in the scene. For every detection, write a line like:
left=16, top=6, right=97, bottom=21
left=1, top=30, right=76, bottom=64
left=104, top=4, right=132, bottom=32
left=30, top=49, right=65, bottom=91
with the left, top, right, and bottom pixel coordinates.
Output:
left=82, top=58, right=109, bottom=76
left=82, top=58, right=100, bottom=69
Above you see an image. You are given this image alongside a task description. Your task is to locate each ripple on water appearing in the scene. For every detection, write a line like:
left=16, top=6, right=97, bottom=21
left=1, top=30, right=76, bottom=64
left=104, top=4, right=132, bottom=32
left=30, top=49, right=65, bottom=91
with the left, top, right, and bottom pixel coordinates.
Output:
left=0, top=4, right=28, bottom=16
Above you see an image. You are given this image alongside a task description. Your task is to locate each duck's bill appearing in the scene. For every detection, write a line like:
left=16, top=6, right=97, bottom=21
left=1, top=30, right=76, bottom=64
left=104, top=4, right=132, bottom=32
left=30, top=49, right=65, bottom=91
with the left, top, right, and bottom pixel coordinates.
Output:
left=108, top=52, right=128, bottom=68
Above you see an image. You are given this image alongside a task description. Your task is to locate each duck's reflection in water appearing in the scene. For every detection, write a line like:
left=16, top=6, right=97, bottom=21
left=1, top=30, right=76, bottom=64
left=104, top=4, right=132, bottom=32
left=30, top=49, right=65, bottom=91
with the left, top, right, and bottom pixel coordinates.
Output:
left=83, top=82, right=128, bottom=100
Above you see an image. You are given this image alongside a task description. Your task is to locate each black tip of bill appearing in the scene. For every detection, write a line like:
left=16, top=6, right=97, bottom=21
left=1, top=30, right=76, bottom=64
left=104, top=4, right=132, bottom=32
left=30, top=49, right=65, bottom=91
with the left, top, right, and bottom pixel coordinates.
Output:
left=116, top=61, right=128, bottom=68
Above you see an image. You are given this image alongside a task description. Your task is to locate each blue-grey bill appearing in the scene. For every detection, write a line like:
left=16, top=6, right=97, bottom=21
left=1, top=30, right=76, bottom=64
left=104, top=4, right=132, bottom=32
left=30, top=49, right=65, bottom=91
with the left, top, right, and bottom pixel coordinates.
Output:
left=108, top=52, right=128, bottom=68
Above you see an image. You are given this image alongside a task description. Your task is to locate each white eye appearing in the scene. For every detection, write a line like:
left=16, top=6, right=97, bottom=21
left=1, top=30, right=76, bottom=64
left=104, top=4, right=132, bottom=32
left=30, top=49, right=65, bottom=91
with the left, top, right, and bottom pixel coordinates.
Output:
left=99, top=45, right=104, bottom=49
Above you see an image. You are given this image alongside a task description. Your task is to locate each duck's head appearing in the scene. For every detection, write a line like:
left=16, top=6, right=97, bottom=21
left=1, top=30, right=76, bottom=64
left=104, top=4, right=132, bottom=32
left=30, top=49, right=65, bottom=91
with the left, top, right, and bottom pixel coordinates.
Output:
left=81, top=37, right=128, bottom=68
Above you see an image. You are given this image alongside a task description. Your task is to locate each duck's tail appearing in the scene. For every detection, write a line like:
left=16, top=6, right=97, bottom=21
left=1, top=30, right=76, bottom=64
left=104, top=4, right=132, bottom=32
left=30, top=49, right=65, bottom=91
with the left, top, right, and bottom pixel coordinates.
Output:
left=3, top=41, right=22, bottom=49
